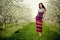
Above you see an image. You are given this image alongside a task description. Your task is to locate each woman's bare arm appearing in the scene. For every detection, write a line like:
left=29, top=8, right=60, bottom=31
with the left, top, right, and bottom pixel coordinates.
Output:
left=43, top=10, right=46, bottom=18
left=42, top=10, right=46, bottom=21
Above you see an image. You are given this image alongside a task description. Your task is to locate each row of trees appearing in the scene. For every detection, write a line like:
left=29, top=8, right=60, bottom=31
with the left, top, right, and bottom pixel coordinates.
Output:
left=45, top=0, right=60, bottom=29
left=47, top=0, right=60, bottom=24
left=0, top=0, right=33, bottom=28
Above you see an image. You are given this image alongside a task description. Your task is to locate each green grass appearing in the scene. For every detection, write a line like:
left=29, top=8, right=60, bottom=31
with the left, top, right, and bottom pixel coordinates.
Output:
left=0, top=22, right=60, bottom=40
left=0, top=22, right=28, bottom=37
left=45, top=23, right=60, bottom=34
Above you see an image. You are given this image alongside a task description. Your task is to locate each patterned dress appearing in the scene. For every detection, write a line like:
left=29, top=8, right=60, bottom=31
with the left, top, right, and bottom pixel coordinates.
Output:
left=36, top=8, right=45, bottom=32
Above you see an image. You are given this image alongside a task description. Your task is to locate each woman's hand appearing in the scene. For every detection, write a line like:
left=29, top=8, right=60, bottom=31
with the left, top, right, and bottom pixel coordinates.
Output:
left=43, top=14, right=45, bottom=18
left=42, top=18, right=44, bottom=21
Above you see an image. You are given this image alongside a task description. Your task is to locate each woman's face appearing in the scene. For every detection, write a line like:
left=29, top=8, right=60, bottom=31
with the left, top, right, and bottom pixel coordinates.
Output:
left=39, top=4, right=43, bottom=8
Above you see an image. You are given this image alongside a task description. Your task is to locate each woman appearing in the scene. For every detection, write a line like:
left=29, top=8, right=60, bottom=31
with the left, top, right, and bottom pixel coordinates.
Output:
left=36, top=3, right=46, bottom=36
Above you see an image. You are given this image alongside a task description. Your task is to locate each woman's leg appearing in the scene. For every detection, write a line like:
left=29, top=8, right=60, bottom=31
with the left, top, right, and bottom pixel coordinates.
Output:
left=39, top=32, right=42, bottom=36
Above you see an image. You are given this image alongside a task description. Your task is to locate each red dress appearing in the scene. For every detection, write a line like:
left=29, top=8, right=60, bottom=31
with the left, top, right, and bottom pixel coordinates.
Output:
left=36, top=12, right=44, bottom=32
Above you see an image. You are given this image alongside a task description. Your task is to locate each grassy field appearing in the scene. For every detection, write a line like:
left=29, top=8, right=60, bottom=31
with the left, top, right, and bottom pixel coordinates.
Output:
left=0, top=22, right=60, bottom=40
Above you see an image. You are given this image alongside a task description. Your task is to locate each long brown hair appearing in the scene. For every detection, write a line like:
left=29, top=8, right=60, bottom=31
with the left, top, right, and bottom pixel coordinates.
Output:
left=39, top=3, right=46, bottom=10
